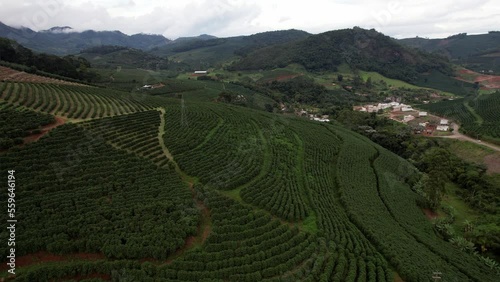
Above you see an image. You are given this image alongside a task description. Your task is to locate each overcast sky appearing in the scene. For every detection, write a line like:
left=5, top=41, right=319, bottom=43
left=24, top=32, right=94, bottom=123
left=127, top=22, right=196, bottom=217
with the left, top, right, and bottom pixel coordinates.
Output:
left=0, top=0, right=498, bottom=39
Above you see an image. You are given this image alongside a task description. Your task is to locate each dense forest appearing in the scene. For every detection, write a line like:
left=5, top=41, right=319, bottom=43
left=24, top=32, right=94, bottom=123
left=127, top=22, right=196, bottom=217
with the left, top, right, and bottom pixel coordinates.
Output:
left=230, top=27, right=453, bottom=83
left=0, top=37, right=99, bottom=82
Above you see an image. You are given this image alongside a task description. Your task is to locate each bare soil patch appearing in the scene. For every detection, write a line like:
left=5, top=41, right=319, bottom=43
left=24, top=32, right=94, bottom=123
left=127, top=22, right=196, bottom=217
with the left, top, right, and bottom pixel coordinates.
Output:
left=455, top=68, right=500, bottom=89
left=0, top=251, right=105, bottom=271
left=260, top=74, right=303, bottom=84
left=23, top=116, right=66, bottom=144
left=0, top=66, right=88, bottom=86
left=484, top=154, right=500, bottom=174
left=422, top=208, right=439, bottom=220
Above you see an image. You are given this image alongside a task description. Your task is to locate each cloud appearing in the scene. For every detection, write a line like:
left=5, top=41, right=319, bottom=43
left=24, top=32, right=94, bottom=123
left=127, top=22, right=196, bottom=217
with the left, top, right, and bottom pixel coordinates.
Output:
left=0, top=0, right=497, bottom=39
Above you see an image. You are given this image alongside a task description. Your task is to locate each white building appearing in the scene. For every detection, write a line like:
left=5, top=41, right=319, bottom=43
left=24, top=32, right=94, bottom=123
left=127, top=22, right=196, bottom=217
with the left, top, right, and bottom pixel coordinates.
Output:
left=401, top=106, right=413, bottom=112
left=377, top=103, right=392, bottom=110
left=440, top=119, right=449, bottom=125
left=312, top=117, right=330, bottom=122
left=194, top=70, right=208, bottom=74
left=437, top=125, right=449, bottom=131
left=419, top=112, right=428, bottom=117
left=403, top=115, right=415, bottom=123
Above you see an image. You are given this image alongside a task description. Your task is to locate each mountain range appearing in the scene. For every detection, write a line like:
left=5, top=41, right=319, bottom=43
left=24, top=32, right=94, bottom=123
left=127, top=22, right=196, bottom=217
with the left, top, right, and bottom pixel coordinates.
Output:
left=0, top=21, right=171, bottom=55
left=399, top=32, right=500, bottom=73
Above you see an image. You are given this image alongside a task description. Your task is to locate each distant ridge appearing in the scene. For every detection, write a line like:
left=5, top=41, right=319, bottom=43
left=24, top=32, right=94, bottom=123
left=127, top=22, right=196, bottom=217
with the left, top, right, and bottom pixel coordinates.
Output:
left=0, top=21, right=171, bottom=55
left=41, top=26, right=74, bottom=33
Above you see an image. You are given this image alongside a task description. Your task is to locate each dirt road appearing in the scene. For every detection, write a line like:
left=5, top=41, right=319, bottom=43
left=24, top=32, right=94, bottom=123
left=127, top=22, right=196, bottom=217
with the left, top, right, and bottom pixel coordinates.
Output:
left=437, top=123, right=500, bottom=152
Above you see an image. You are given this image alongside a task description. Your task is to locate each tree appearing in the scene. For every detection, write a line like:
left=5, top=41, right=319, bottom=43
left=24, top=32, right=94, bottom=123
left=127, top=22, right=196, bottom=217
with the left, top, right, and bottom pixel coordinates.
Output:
left=423, top=171, right=446, bottom=210
left=337, top=74, right=343, bottom=82
left=473, top=81, right=480, bottom=91
left=353, top=75, right=363, bottom=86
left=264, top=104, right=274, bottom=113
left=366, top=77, right=373, bottom=88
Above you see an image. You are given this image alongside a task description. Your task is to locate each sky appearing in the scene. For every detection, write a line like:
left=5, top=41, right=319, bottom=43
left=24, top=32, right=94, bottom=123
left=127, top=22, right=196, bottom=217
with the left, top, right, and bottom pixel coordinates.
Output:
left=0, top=0, right=498, bottom=39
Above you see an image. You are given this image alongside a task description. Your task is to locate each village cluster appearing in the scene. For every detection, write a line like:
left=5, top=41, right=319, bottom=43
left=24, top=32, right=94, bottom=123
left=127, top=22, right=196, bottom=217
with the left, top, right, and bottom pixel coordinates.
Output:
left=354, top=102, right=452, bottom=133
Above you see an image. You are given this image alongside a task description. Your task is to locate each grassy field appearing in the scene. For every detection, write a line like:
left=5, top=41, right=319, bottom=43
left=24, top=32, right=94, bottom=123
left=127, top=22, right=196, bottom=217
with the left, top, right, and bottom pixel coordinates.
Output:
left=447, top=139, right=496, bottom=164
left=442, top=183, right=479, bottom=236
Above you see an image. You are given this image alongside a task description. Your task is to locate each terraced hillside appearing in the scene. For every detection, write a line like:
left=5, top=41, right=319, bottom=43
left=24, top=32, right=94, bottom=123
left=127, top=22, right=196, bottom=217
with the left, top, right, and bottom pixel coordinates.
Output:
left=0, top=81, right=168, bottom=119
left=0, top=81, right=498, bottom=281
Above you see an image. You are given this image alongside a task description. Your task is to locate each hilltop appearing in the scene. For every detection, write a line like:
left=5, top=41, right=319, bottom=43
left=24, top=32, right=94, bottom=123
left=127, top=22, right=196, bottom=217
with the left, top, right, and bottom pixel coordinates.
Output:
left=150, top=29, right=311, bottom=68
left=0, top=21, right=170, bottom=55
left=400, top=32, right=500, bottom=73
left=229, top=28, right=452, bottom=84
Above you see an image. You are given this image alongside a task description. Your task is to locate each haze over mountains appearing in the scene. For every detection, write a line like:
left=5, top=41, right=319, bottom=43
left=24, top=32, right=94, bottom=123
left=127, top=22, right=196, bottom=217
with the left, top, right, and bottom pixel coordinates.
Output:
left=0, top=22, right=170, bottom=55
left=1, top=21, right=498, bottom=63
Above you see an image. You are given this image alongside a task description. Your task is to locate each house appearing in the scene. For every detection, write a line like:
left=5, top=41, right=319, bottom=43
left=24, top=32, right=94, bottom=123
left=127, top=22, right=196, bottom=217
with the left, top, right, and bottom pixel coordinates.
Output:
left=298, top=110, right=308, bottom=116
left=436, top=125, right=449, bottom=131
left=403, top=115, right=415, bottom=123
left=142, top=84, right=152, bottom=89
left=440, top=119, right=449, bottom=125
left=311, top=116, right=330, bottom=122
left=419, top=112, right=428, bottom=117
left=194, top=70, right=208, bottom=74
left=366, top=105, right=378, bottom=113
left=377, top=103, right=392, bottom=110
left=401, top=106, right=413, bottom=112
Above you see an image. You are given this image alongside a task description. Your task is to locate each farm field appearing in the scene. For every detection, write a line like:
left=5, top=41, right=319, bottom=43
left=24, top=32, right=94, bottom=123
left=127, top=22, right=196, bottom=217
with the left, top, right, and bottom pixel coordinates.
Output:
left=0, top=66, right=88, bottom=87
left=418, top=91, right=500, bottom=144
left=455, top=68, right=500, bottom=90
left=1, top=75, right=498, bottom=281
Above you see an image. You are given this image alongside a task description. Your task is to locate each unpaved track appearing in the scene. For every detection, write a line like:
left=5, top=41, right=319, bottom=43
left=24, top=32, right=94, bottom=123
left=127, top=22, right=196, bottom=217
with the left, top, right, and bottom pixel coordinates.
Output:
left=436, top=123, right=500, bottom=152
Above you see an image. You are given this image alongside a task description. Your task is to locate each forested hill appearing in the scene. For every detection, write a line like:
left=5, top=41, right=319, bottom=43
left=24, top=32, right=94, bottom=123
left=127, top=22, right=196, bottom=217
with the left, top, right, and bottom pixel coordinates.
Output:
left=0, top=37, right=98, bottom=82
left=229, top=27, right=453, bottom=83
left=149, top=29, right=311, bottom=66
left=78, top=45, right=172, bottom=70
left=399, top=32, right=500, bottom=73
left=0, top=21, right=170, bottom=55
left=399, top=32, right=500, bottom=59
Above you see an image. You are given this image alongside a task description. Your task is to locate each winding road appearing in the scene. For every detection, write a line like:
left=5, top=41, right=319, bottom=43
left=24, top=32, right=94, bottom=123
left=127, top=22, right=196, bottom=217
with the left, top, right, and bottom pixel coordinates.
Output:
left=437, top=123, right=500, bottom=152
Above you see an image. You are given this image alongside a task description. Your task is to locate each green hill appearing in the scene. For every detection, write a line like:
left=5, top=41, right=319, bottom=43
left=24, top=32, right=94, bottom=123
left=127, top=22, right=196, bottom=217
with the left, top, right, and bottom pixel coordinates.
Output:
left=78, top=45, right=180, bottom=70
left=418, top=91, right=500, bottom=144
left=400, top=32, right=500, bottom=73
left=0, top=80, right=498, bottom=281
left=229, top=27, right=453, bottom=84
left=0, top=37, right=99, bottom=82
left=150, top=29, right=311, bottom=68
left=0, top=22, right=170, bottom=55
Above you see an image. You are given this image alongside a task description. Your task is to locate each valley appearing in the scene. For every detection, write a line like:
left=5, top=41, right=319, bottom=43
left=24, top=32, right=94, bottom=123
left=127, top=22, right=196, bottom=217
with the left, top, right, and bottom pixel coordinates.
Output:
left=0, top=23, right=499, bottom=282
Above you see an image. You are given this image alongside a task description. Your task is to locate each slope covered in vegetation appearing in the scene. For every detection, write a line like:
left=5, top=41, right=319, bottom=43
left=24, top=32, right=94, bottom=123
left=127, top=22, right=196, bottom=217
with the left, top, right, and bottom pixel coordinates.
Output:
left=230, top=27, right=452, bottom=84
left=1, top=80, right=498, bottom=281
